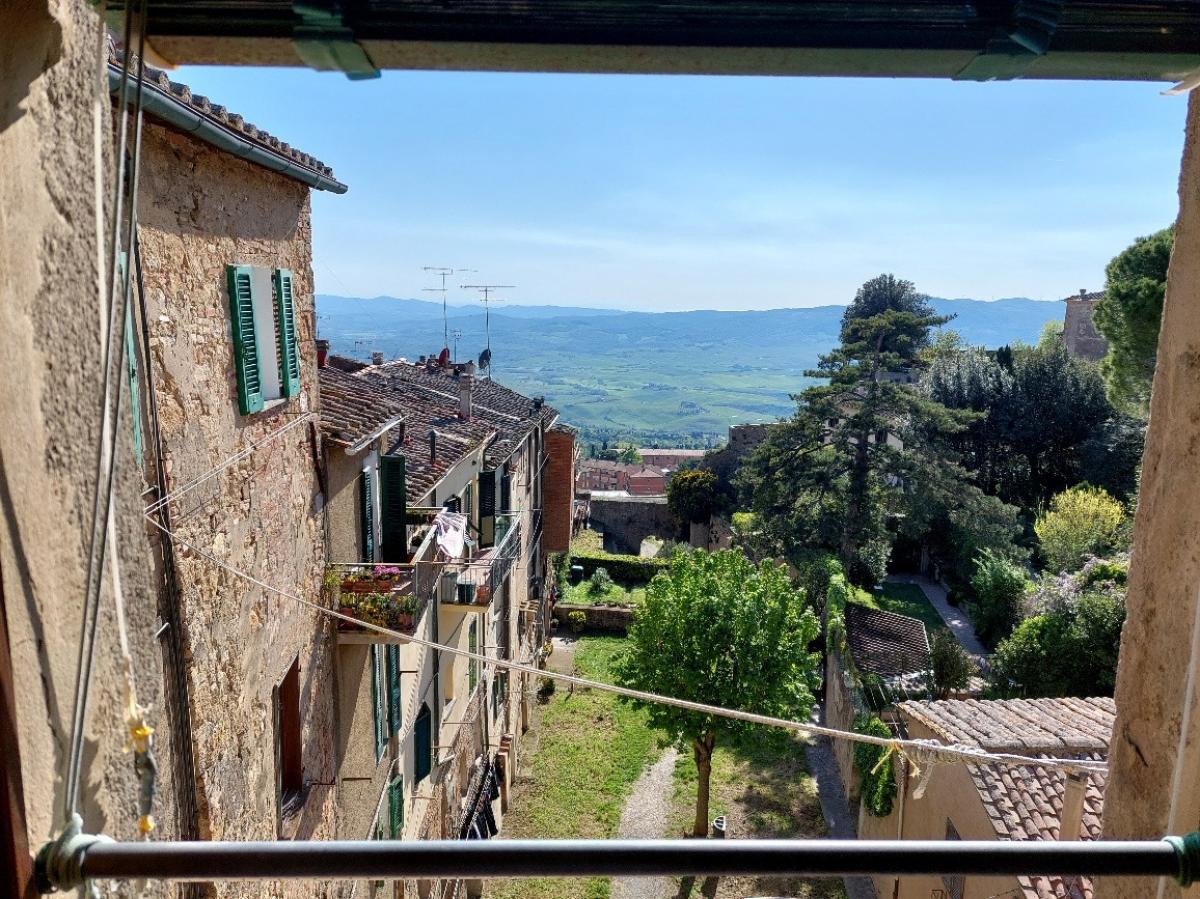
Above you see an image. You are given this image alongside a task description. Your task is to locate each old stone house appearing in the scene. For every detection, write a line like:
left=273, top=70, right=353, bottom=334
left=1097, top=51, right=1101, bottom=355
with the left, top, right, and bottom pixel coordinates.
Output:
left=124, top=47, right=349, bottom=891
left=860, top=696, right=1113, bottom=899
left=1063, top=289, right=1109, bottom=363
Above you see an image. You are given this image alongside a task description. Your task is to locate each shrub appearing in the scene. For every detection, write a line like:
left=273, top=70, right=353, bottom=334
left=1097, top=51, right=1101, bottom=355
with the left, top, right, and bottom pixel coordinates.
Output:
left=793, top=552, right=845, bottom=615
left=853, top=714, right=897, bottom=817
left=1035, top=486, right=1126, bottom=573
left=567, top=610, right=588, bottom=634
left=967, top=549, right=1029, bottom=647
left=587, top=567, right=614, bottom=595
left=571, top=551, right=669, bottom=584
left=989, top=591, right=1126, bottom=698
left=929, top=628, right=977, bottom=699
left=1080, top=556, right=1128, bottom=588
left=550, top=552, right=570, bottom=591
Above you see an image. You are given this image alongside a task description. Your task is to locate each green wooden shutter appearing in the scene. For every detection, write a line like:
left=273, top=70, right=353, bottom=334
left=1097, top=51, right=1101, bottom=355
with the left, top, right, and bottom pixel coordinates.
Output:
left=371, top=645, right=387, bottom=760
left=468, top=620, right=478, bottom=694
left=388, top=775, right=403, bottom=838
left=379, top=455, right=407, bottom=562
left=479, top=470, right=496, bottom=516
left=226, top=265, right=264, bottom=414
left=386, top=645, right=401, bottom=734
left=273, top=268, right=301, bottom=398
left=361, top=467, right=376, bottom=561
left=413, top=704, right=432, bottom=783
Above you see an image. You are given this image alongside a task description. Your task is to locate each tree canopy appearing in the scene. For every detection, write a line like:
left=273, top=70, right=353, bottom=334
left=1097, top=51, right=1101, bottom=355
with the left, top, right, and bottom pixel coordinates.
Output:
left=614, top=549, right=821, bottom=836
left=841, top=274, right=940, bottom=360
left=1093, top=227, right=1173, bottom=412
left=666, top=468, right=720, bottom=523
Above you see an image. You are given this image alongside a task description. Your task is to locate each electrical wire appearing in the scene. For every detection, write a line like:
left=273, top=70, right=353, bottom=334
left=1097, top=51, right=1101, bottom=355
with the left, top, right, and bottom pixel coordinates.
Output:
left=145, top=514, right=1106, bottom=777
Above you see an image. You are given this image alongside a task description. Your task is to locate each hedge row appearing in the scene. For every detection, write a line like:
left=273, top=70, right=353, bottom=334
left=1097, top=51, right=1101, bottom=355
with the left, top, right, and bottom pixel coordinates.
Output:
left=571, top=551, right=669, bottom=584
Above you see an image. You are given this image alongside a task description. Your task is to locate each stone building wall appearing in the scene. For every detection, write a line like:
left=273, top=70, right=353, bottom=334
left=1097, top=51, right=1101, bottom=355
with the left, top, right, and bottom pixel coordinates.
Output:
left=543, top=428, right=575, bottom=554
left=135, top=117, right=340, bottom=886
left=1, top=2, right=179, bottom=892
left=587, top=494, right=679, bottom=555
left=1098, top=92, right=1200, bottom=899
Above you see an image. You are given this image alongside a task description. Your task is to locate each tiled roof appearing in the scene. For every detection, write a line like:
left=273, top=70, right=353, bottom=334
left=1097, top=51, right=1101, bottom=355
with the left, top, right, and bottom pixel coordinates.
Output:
left=108, top=38, right=344, bottom=190
left=899, top=697, right=1115, bottom=899
left=843, top=602, right=930, bottom=678
left=318, top=367, right=406, bottom=451
left=357, top=360, right=558, bottom=468
left=382, top=393, right=495, bottom=504
left=900, top=696, right=1114, bottom=755
left=629, top=466, right=665, bottom=480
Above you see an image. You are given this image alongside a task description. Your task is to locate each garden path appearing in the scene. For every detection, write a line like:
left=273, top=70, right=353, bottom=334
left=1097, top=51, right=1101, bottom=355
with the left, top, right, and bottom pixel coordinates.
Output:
left=610, top=747, right=680, bottom=899
left=885, top=574, right=987, bottom=663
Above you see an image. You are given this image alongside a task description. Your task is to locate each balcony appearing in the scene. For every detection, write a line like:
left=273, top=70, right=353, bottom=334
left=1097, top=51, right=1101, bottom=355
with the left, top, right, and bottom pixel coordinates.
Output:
left=441, top=515, right=521, bottom=611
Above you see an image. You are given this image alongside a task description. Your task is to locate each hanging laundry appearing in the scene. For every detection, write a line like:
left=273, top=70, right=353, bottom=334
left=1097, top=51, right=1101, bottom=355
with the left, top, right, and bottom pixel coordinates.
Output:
left=433, top=510, right=469, bottom=559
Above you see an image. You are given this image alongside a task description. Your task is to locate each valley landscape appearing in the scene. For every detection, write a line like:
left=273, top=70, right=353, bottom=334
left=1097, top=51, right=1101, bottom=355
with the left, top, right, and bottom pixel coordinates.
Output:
left=318, top=294, right=1065, bottom=446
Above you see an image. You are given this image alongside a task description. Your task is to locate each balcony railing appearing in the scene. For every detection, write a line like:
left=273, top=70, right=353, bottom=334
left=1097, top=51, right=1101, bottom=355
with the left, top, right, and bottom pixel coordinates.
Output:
left=443, top=515, right=521, bottom=610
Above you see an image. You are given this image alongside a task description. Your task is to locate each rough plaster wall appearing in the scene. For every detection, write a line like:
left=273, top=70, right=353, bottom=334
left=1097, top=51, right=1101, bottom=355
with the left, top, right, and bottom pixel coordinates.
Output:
left=1099, top=92, right=1200, bottom=899
left=134, top=120, right=340, bottom=887
left=0, top=0, right=178, bottom=884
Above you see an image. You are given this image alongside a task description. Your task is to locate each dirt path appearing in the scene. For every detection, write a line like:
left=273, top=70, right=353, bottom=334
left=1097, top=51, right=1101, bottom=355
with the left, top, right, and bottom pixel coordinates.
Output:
left=610, top=746, right=680, bottom=899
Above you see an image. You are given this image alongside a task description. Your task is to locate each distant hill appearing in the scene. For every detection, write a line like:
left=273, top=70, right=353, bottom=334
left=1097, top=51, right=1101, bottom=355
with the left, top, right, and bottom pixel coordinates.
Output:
left=317, top=295, right=1063, bottom=443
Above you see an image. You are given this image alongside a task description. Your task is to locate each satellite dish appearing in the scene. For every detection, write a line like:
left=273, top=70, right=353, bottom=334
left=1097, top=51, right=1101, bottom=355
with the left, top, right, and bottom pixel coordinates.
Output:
left=478, top=348, right=492, bottom=371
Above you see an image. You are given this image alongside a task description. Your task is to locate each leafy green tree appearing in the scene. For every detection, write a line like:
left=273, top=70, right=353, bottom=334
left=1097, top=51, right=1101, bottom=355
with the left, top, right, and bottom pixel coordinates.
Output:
left=616, top=443, right=642, bottom=464
left=739, top=278, right=969, bottom=584
left=667, top=469, right=720, bottom=523
left=1035, top=486, right=1126, bottom=573
left=614, top=549, right=821, bottom=835
left=853, top=714, right=898, bottom=817
left=840, top=274, right=943, bottom=360
left=1093, top=227, right=1174, bottom=412
left=929, top=628, right=977, bottom=699
left=968, top=549, right=1029, bottom=647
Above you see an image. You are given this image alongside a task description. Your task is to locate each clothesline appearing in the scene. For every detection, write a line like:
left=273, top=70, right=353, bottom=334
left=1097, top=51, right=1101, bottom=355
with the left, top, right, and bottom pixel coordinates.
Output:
left=146, top=514, right=1107, bottom=777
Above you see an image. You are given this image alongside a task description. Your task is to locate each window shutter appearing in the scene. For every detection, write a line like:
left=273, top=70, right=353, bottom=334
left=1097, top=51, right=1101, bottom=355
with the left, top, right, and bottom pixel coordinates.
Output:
left=118, top=253, right=144, bottom=465
left=386, top=645, right=401, bottom=734
left=371, top=646, right=387, bottom=760
left=361, top=468, right=376, bottom=561
left=501, top=472, right=512, bottom=513
left=273, top=268, right=301, bottom=398
left=414, top=704, right=432, bottom=783
left=468, top=620, right=478, bottom=694
left=379, top=454, right=407, bottom=562
left=226, top=265, right=264, bottom=414
left=479, top=470, right=496, bottom=517
left=388, top=775, right=403, bottom=838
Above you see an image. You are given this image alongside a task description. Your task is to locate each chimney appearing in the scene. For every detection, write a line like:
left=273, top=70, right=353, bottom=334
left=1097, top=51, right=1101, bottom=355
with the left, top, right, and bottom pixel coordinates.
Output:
left=1080, top=289, right=1087, bottom=299
left=465, top=360, right=476, bottom=375
left=371, top=351, right=385, bottom=366
left=1059, top=772, right=1088, bottom=841
left=428, top=429, right=437, bottom=465
left=459, top=373, right=473, bottom=420
left=316, top=339, right=329, bottom=368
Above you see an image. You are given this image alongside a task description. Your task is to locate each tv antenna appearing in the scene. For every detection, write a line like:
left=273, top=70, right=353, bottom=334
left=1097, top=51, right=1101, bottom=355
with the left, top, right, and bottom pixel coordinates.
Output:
left=461, top=283, right=513, bottom=375
left=450, top=328, right=463, bottom=362
left=422, top=266, right=475, bottom=348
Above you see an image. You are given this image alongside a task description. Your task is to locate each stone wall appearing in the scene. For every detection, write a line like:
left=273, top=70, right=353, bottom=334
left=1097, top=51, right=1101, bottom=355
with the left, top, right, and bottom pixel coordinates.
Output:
left=543, top=428, right=575, bottom=554
left=1099, top=92, right=1200, bottom=899
left=1064, top=295, right=1108, bottom=362
left=1, top=3, right=178, bottom=892
left=587, top=494, right=679, bottom=555
left=136, top=115, right=340, bottom=886
left=824, top=649, right=859, bottom=802
left=553, top=602, right=634, bottom=634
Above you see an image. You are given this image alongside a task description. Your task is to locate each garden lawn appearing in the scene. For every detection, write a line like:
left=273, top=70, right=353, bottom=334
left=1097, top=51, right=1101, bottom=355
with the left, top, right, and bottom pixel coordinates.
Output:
left=563, top=581, right=647, bottom=608
left=668, top=729, right=846, bottom=899
left=487, top=638, right=662, bottom=899
left=852, top=582, right=945, bottom=635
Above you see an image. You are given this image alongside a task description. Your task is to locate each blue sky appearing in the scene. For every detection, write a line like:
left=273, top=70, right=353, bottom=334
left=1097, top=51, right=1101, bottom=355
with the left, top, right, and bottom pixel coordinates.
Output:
left=176, top=66, right=1186, bottom=312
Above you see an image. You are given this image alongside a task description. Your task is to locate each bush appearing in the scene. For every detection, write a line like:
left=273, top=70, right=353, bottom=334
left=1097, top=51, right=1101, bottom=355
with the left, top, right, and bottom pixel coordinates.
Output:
left=793, top=552, right=845, bottom=615
left=967, top=549, right=1029, bottom=647
left=667, top=469, right=720, bottom=523
left=550, top=552, right=570, bottom=591
left=567, top=610, right=588, bottom=634
left=989, top=591, right=1125, bottom=698
left=853, top=714, right=897, bottom=817
left=929, top=628, right=977, bottom=699
left=571, top=551, right=669, bottom=584
left=1035, top=486, right=1126, bottom=573
left=587, top=567, right=615, bottom=595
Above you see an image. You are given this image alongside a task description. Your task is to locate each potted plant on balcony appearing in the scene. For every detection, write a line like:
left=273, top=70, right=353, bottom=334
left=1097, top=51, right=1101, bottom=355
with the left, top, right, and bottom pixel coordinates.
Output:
left=340, top=564, right=407, bottom=593
left=390, top=594, right=420, bottom=632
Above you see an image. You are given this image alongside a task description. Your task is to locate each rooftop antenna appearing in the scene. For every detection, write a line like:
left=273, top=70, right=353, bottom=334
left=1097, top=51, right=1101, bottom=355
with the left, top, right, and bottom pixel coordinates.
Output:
left=461, top=283, right=514, bottom=377
left=422, top=267, right=475, bottom=349
left=450, top=328, right=463, bottom=363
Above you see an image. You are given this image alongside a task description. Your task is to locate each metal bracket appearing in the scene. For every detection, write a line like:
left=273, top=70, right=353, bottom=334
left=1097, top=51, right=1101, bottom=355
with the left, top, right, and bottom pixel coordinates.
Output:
left=955, top=0, right=1065, bottom=82
left=292, top=2, right=380, bottom=81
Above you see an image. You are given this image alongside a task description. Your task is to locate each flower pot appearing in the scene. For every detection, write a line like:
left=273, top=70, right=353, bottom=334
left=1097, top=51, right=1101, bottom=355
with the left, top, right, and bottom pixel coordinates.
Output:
left=341, top=578, right=394, bottom=593
left=337, top=608, right=363, bottom=631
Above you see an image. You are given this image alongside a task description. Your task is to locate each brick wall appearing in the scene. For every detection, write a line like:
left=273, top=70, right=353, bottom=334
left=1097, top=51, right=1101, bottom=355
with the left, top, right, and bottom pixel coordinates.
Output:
left=544, top=429, right=575, bottom=553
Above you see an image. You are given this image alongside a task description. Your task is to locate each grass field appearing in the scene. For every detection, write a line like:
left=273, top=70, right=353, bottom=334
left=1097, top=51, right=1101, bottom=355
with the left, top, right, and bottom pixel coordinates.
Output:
left=562, top=581, right=647, bottom=607
left=487, top=638, right=662, bottom=899
left=851, top=582, right=945, bottom=634
left=669, top=729, right=847, bottom=899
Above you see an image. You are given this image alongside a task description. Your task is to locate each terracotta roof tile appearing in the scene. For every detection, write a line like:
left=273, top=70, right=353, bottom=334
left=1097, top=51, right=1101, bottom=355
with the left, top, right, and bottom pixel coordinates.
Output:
left=318, top=367, right=406, bottom=451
